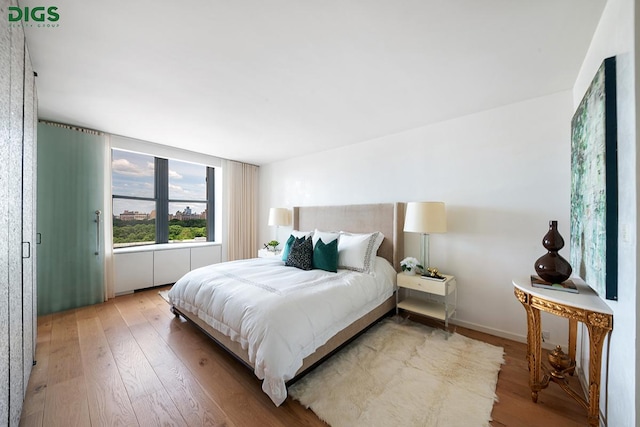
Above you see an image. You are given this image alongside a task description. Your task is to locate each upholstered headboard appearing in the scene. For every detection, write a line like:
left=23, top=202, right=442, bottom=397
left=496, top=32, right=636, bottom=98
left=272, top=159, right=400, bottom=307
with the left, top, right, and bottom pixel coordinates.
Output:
left=292, top=203, right=405, bottom=271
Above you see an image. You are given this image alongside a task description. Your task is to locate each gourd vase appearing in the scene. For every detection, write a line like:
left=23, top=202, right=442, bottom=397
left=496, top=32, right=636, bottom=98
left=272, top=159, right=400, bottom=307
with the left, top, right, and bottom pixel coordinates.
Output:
left=534, top=220, right=572, bottom=283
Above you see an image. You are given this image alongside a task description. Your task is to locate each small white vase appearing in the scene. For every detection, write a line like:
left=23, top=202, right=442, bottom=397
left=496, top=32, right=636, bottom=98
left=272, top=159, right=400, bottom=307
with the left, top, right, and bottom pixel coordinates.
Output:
left=403, top=270, right=415, bottom=275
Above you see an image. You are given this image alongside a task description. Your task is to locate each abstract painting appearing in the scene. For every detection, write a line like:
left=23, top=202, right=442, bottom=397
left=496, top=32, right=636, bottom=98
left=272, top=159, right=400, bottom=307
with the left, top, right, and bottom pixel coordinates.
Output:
left=570, top=56, right=618, bottom=300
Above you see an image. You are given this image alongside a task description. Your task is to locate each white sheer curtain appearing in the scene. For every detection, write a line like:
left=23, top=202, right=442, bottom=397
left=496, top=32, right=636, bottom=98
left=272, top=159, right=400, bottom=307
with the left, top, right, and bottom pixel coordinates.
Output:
left=103, top=134, right=115, bottom=300
left=225, top=160, right=259, bottom=260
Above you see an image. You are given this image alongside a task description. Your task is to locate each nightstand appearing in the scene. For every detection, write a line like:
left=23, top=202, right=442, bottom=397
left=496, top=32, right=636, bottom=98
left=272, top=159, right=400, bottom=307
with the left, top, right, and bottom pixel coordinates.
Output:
left=396, top=273, right=457, bottom=335
left=258, top=248, right=280, bottom=258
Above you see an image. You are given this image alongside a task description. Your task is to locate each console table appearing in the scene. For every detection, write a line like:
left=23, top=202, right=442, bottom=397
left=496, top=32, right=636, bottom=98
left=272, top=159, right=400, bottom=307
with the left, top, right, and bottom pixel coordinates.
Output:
left=512, top=277, right=613, bottom=427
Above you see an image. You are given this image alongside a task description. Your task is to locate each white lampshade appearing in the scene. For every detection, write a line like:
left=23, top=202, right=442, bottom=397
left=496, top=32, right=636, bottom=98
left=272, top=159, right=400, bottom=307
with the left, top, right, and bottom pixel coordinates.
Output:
left=404, top=202, right=447, bottom=234
left=268, top=208, right=291, bottom=227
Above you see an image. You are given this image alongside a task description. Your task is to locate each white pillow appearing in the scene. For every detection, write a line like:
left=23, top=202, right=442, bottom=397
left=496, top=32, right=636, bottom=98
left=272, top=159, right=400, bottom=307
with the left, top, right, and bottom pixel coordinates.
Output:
left=312, top=229, right=339, bottom=248
left=337, top=231, right=385, bottom=273
left=291, top=230, right=313, bottom=239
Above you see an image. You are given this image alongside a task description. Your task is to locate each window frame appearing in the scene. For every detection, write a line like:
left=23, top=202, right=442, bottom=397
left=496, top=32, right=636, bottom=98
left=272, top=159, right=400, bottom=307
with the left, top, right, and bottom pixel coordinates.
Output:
left=111, top=149, right=216, bottom=248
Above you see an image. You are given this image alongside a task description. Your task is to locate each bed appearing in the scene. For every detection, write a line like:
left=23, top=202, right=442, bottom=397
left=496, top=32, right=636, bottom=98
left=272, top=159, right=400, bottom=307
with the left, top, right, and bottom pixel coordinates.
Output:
left=168, top=203, right=405, bottom=405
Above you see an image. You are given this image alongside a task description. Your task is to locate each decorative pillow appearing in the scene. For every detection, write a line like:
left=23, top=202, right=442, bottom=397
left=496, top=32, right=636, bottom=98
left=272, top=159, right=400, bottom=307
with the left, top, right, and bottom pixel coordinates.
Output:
left=280, top=235, right=296, bottom=261
left=285, top=236, right=313, bottom=270
left=281, top=230, right=314, bottom=261
left=312, top=229, right=339, bottom=248
left=337, top=231, right=385, bottom=273
left=313, top=238, right=339, bottom=273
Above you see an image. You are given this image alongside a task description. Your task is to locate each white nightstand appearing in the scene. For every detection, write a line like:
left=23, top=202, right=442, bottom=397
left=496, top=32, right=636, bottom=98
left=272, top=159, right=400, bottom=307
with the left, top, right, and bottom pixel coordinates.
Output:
left=396, top=273, right=457, bottom=335
left=258, top=248, right=281, bottom=258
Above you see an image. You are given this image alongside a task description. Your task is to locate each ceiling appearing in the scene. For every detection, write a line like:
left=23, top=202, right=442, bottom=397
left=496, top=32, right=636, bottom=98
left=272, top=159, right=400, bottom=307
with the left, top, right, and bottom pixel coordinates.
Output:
left=22, top=0, right=606, bottom=165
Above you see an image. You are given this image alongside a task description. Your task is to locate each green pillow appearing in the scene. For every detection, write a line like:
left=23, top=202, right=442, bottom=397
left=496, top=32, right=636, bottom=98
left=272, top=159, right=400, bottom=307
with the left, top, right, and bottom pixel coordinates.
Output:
left=281, top=234, right=296, bottom=261
left=313, top=238, right=339, bottom=273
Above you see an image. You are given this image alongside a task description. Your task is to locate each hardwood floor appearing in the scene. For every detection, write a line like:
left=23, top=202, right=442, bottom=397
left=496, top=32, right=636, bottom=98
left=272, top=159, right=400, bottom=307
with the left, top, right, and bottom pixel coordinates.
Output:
left=20, top=286, right=589, bottom=426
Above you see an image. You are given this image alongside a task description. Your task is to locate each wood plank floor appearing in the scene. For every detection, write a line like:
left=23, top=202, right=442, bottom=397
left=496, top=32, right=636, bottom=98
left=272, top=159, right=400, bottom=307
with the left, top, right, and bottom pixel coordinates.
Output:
left=20, top=286, right=589, bottom=426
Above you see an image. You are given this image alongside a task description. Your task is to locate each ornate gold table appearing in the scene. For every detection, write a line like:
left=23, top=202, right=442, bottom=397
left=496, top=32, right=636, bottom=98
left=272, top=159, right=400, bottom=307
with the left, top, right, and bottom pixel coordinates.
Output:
left=513, top=277, right=613, bottom=427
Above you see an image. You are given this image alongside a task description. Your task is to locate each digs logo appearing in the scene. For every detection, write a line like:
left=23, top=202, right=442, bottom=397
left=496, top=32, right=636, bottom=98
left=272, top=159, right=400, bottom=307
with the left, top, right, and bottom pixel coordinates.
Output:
left=8, top=6, right=59, bottom=26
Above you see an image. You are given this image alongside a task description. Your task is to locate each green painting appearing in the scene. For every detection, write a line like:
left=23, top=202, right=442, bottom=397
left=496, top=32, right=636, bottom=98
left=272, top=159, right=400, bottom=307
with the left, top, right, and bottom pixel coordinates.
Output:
left=570, top=56, right=618, bottom=300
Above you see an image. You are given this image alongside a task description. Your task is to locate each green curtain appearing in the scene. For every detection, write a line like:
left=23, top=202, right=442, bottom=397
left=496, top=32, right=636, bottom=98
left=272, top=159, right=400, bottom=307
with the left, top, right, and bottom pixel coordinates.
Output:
left=37, top=123, right=105, bottom=315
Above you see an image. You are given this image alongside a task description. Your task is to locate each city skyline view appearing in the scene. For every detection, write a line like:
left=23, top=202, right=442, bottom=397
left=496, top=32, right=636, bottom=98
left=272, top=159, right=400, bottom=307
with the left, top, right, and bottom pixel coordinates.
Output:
left=115, top=206, right=207, bottom=221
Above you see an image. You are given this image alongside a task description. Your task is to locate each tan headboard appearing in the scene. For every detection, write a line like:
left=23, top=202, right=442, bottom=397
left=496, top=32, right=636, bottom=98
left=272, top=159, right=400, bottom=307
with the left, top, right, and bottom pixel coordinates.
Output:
left=292, top=203, right=405, bottom=271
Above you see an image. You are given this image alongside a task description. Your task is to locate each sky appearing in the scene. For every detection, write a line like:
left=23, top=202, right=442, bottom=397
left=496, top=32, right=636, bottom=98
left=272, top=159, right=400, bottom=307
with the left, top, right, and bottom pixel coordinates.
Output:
left=112, top=149, right=207, bottom=216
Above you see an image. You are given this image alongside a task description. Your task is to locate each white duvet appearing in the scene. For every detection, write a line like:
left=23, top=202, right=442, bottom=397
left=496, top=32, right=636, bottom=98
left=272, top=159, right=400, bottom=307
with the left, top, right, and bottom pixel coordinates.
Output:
left=168, top=256, right=396, bottom=405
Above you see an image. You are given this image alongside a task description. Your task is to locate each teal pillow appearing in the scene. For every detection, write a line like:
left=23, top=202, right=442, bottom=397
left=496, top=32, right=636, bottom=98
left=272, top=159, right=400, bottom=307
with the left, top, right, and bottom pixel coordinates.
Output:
left=281, top=235, right=296, bottom=261
left=313, top=238, right=339, bottom=273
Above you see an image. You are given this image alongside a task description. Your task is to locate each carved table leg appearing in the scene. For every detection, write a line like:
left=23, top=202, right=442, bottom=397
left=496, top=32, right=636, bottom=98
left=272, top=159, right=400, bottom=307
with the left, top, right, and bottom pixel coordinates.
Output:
left=585, top=323, right=609, bottom=427
left=518, top=295, right=542, bottom=401
left=568, top=318, right=577, bottom=375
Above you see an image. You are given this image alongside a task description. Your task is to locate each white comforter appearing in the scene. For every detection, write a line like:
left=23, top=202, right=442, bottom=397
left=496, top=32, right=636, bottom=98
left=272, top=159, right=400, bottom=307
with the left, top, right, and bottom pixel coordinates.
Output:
left=168, top=256, right=396, bottom=405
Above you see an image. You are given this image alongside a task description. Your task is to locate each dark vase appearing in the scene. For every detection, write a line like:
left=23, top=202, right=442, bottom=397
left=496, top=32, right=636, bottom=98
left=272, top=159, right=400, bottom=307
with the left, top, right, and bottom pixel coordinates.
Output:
left=534, top=220, right=572, bottom=283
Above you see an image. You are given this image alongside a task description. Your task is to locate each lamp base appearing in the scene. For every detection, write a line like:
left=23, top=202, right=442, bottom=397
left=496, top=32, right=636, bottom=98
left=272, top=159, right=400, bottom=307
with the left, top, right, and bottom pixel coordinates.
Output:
left=420, top=233, right=430, bottom=274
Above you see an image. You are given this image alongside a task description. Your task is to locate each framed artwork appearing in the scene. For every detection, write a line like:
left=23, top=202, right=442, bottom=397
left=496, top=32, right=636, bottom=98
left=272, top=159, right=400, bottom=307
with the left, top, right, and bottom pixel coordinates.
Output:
left=570, top=56, right=618, bottom=300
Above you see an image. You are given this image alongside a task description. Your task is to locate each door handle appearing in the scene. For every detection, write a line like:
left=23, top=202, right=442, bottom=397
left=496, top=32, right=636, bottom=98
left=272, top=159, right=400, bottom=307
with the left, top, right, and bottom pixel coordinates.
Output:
left=95, top=210, right=101, bottom=255
left=22, top=242, right=30, bottom=259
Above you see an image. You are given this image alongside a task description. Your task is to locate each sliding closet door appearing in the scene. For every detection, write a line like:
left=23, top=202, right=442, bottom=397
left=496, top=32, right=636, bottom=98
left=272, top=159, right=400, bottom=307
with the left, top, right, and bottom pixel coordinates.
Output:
left=0, top=0, right=11, bottom=422
left=7, top=15, right=25, bottom=425
left=22, top=44, right=37, bottom=388
left=37, top=124, right=105, bottom=315
left=1, top=0, right=38, bottom=423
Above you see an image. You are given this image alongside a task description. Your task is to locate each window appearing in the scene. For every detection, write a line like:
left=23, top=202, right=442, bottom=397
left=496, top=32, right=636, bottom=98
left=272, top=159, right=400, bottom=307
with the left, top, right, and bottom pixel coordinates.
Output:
left=112, top=151, right=156, bottom=247
left=112, top=149, right=215, bottom=248
left=167, top=159, right=208, bottom=243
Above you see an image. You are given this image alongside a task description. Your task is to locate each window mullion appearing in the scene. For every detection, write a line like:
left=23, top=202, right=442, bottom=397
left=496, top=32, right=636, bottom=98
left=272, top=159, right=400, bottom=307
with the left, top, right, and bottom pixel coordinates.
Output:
left=207, top=167, right=215, bottom=242
left=155, top=158, right=169, bottom=243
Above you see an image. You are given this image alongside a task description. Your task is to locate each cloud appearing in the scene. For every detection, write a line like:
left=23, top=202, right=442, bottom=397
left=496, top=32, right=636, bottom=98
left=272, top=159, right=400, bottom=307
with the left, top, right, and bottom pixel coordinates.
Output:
left=112, top=158, right=153, bottom=177
left=169, top=169, right=183, bottom=179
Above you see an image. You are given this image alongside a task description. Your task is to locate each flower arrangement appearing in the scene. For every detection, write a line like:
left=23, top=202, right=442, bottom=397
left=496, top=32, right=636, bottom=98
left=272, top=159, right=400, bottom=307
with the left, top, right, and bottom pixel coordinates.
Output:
left=267, top=240, right=280, bottom=251
left=400, top=257, right=423, bottom=274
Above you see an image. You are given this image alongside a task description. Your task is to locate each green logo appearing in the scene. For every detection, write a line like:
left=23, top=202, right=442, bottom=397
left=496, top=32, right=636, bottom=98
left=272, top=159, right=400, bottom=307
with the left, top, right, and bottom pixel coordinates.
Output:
left=8, top=6, right=59, bottom=22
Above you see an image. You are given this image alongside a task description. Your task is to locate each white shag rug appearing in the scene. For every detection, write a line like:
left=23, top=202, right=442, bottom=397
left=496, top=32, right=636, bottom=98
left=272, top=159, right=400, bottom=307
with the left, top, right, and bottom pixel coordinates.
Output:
left=289, top=317, right=504, bottom=427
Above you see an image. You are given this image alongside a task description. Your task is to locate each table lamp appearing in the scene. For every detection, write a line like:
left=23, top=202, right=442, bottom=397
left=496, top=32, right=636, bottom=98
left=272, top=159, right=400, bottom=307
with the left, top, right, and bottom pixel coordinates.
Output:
left=403, top=202, right=447, bottom=272
left=268, top=207, right=291, bottom=246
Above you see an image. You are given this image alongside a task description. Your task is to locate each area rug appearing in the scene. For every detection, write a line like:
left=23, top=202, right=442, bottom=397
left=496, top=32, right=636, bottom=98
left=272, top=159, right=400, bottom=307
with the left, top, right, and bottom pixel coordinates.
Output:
left=289, top=317, right=504, bottom=427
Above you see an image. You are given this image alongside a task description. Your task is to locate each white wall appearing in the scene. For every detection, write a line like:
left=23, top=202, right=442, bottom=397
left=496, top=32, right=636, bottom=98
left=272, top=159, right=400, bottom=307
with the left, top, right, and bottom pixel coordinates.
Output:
left=259, top=90, right=574, bottom=345
left=573, top=0, right=637, bottom=425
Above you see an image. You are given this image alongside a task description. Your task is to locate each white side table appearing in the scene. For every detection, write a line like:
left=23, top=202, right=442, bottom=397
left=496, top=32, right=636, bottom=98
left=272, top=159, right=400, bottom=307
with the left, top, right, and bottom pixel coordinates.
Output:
left=396, top=273, right=457, bottom=335
left=258, top=248, right=281, bottom=258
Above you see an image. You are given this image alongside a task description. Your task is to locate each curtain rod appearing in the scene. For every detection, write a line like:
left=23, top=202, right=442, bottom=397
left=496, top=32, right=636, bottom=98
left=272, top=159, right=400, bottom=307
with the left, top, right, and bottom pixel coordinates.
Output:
left=39, top=120, right=103, bottom=136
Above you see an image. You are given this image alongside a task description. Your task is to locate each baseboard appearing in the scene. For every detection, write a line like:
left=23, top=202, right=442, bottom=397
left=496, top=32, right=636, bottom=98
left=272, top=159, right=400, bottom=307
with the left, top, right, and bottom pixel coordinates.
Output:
left=449, top=318, right=563, bottom=351
left=115, top=290, right=134, bottom=297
